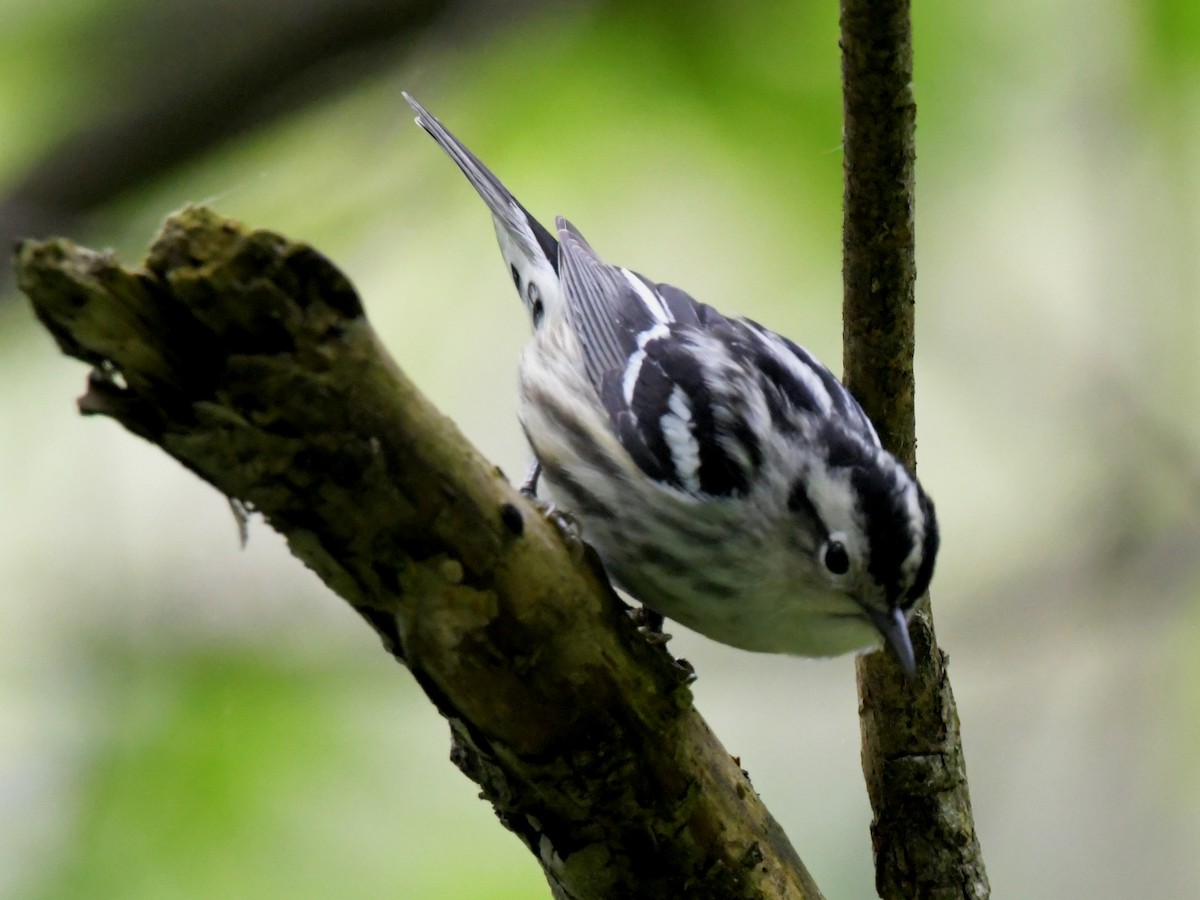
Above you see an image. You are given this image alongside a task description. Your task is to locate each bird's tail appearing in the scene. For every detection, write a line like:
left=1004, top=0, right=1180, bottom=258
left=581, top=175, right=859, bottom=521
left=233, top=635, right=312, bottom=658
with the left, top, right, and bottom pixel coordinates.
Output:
left=403, top=92, right=560, bottom=296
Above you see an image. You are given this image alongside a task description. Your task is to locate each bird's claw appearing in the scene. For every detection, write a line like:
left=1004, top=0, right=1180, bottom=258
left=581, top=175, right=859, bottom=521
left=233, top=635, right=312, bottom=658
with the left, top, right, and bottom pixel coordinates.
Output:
left=629, top=605, right=670, bottom=644
left=533, top=498, right=583, bottom=545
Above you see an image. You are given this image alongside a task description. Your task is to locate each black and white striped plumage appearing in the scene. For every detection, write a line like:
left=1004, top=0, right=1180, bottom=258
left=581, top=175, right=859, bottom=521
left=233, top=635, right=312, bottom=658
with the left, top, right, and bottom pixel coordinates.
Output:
left=405, top=93, right=938, bottom=673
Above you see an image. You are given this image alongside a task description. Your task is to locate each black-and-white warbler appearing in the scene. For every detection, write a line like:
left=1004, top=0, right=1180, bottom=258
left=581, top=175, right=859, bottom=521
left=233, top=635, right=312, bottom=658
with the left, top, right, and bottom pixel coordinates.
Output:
left=404, top=93, right=938, bottom=674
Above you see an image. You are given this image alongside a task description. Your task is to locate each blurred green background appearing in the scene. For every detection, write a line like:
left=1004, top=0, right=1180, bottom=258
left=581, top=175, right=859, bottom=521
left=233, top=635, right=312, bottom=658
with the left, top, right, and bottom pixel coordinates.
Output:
left=3, top=0, right=1199, bottom=897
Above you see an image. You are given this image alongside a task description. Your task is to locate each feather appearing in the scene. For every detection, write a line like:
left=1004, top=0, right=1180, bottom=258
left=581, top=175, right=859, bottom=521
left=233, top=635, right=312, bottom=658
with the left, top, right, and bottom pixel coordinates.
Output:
left=404, top=93, right=557, bottom=266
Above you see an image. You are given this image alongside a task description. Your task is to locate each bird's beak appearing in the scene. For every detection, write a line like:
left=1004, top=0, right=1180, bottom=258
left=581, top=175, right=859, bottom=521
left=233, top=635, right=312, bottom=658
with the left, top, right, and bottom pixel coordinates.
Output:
left=871, top=607, right=916, bottom=677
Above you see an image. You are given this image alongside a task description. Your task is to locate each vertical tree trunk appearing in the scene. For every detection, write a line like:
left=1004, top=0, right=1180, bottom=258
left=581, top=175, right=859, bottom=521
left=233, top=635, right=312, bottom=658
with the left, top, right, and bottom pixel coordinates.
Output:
left=840, top=1, right=991, bottom=897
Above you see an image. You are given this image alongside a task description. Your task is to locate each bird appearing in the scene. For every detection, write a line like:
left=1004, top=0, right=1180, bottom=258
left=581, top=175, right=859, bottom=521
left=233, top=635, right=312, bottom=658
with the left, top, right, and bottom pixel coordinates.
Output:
left=403, top=92, right=938, bottom=675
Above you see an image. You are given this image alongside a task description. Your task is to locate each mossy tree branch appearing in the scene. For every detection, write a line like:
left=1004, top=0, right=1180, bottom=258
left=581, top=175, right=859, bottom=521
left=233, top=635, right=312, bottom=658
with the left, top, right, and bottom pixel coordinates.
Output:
left=840, top=1, right=990, bottom=897
left=15, top=207, right=823, bottom=900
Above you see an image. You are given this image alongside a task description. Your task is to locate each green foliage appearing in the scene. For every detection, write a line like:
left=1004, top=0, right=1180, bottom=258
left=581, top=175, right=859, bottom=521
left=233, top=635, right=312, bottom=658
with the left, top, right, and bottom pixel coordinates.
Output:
left=30, top=647, right=541, bottom=899
left=1144, top=0, right=1200, bottom=71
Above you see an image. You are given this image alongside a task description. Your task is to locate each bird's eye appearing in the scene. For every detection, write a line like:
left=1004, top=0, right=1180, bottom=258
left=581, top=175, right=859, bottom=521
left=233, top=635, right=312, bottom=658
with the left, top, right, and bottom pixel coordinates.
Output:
left=823, top=539, right=850, bottom=575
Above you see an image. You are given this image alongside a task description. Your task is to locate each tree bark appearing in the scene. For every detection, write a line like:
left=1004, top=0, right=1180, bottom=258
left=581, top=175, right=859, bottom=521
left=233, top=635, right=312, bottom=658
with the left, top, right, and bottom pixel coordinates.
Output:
left=840, top=1, right=990, bottom=898
left=14, top=206, right=823, bottom=900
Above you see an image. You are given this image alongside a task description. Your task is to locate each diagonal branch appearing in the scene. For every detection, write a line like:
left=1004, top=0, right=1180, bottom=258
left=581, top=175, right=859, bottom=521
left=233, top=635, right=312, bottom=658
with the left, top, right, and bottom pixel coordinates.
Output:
left=840, top=1, right=990, bottom=898
left=15, top=206, right=823, bottom=900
